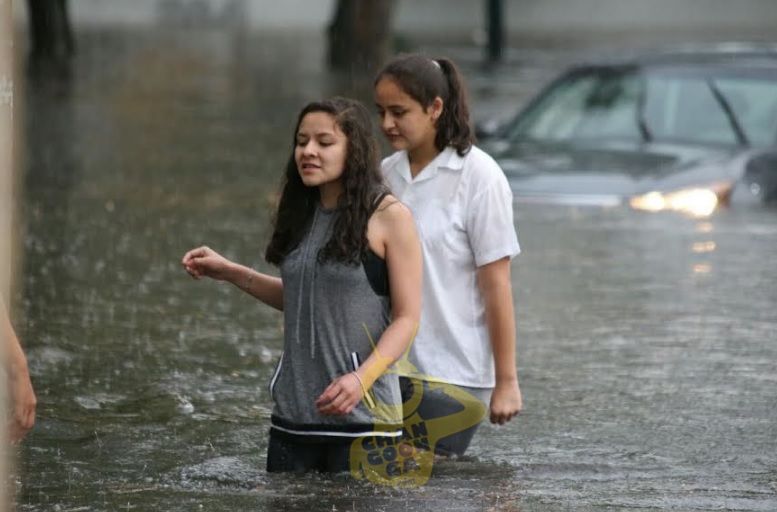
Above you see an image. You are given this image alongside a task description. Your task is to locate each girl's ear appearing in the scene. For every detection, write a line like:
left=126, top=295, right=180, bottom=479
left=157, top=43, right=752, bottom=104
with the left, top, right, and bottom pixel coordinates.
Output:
left=430, top=96, right=444, bottom=121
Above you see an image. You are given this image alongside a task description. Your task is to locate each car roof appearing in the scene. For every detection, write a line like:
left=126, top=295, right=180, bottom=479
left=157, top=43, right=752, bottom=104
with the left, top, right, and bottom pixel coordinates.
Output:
left=570, top=42, right=777, bottom=72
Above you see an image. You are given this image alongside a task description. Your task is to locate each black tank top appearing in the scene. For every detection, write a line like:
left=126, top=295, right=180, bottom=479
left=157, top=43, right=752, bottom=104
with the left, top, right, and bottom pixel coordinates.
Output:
left=363, top=191, right=391, bottom=297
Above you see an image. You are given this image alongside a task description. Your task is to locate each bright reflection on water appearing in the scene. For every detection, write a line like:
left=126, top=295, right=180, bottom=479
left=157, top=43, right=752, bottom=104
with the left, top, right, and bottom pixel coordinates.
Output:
left=13, top=27, right=777, bottom=511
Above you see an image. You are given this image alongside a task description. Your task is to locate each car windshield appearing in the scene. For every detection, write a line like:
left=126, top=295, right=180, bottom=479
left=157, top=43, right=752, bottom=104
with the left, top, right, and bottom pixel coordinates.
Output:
left=505, top=66, right=777, bottom=148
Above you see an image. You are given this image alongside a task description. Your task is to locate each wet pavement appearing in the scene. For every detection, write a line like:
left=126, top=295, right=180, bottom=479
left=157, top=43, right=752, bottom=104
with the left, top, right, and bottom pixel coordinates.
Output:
left=11, top=27, right=777, bottom=511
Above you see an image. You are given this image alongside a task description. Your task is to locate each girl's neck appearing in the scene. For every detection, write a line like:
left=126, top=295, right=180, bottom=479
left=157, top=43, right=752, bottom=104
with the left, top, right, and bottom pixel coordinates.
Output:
left=319, top=182, right=342, bottom=210
left=408, top=143, right=441, bottom=179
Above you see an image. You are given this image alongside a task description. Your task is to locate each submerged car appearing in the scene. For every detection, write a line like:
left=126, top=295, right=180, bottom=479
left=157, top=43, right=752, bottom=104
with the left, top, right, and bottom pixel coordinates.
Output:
left=480, top=44, right=777, bottom=217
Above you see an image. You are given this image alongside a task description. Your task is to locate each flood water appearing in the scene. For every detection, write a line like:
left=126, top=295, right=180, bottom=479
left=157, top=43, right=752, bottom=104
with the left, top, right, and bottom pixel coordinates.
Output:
left=10, top=26, right=777, bottom=511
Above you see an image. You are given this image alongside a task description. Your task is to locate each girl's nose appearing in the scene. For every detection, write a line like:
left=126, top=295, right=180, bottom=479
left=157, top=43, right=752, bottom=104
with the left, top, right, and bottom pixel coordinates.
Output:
left=381, top=113, right=394, bottom=131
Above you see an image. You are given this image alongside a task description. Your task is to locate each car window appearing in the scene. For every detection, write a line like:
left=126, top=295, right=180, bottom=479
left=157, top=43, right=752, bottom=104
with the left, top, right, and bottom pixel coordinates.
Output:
left=644, top=74, right=777, bottom=147
left=508, top=71, right=642, bottom=142
left=715, top=79, right=777, bottom=147
left=508, top=67, right=777, bottom=148
left=643, top=76, right=737, bottom=145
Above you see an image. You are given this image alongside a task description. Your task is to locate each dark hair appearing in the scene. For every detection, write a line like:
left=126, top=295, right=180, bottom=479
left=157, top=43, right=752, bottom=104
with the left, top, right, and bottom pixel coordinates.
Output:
left=265, top=97, right=388, bottom=266
left=375, top=53, right=474, bottom=156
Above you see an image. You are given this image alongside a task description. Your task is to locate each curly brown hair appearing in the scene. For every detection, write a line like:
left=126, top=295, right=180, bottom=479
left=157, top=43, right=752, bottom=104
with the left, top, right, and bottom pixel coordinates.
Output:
left=265, top=97, right=388, bottom=266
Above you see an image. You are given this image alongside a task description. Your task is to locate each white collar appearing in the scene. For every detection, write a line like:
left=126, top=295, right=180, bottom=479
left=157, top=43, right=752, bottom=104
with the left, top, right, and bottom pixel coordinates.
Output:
left=398, top=147, right=464, bottom=183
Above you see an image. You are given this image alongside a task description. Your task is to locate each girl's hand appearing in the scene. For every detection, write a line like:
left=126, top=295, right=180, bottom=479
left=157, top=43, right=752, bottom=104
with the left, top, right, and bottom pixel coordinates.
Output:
left=489, top=379, right=522, bottom=425
left=8, top=370, right=36, bottom=443
left=182, top=246, right=233, bottom=281
left=315, top=373, right=364, bottom=416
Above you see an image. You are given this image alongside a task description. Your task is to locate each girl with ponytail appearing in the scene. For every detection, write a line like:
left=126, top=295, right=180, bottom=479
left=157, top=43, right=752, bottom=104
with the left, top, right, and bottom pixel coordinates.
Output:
left=374, top=54, right=523, bottom=457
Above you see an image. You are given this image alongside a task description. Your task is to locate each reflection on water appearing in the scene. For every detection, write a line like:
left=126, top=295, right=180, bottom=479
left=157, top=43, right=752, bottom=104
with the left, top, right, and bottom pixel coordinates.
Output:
left=13, top=27, right=777, bottom=511
left=691, top=241, right=716, bottom=253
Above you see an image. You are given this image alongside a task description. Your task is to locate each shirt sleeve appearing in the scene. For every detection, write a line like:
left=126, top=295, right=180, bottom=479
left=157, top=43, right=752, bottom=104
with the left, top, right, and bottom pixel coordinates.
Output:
left=466, top=171, right=521, bottom=267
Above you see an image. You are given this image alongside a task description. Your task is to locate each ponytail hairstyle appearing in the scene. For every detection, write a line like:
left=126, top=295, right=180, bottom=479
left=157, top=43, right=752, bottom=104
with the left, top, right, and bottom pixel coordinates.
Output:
left=375, top=53, right=474, bottom=156
left=265, top=97, right=388, bottom=266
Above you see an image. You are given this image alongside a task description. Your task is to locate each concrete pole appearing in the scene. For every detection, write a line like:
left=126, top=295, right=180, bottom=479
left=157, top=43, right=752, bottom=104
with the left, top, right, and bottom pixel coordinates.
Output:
left=0, top=0, right=13, bottom=506
left=485, top=0, right=504, bottom=64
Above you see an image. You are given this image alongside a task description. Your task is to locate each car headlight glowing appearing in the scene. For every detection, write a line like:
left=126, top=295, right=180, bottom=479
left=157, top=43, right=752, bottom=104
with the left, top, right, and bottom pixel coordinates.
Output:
left=629, top=188, right=719, bottom=217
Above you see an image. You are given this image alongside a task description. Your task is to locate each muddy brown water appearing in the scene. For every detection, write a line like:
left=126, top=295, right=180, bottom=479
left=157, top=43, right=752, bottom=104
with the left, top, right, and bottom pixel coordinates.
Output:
left=11, top=27, right=777, bottom=511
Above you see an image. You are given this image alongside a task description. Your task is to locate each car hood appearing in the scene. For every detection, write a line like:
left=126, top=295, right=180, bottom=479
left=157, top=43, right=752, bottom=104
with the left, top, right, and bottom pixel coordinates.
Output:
left=486, top=139, right=746, bottom=205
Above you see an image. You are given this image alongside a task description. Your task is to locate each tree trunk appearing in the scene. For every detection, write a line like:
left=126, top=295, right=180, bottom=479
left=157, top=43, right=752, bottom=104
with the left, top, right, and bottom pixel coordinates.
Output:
left=327, top=0, right=395, bottom=74
left=26, top=0, right=74, bottom=75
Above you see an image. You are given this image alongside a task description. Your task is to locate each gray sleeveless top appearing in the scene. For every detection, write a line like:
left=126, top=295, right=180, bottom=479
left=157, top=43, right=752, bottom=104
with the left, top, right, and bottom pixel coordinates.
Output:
left=269, top=203, right=403, bottom=437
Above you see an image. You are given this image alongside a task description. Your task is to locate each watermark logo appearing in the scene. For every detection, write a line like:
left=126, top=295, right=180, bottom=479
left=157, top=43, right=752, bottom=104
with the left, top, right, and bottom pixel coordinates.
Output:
left=349, top=326, right=486, bottom=487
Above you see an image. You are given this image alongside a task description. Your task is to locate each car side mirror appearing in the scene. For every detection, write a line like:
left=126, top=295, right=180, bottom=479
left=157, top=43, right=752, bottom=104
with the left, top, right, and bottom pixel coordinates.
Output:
left=743, top=151, right=777, bottom=203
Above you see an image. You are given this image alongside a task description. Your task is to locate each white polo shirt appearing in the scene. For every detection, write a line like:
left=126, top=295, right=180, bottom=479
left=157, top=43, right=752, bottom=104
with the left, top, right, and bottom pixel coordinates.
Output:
left=382, top=146, right=520, bottom=388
